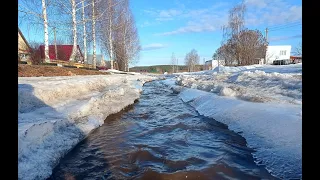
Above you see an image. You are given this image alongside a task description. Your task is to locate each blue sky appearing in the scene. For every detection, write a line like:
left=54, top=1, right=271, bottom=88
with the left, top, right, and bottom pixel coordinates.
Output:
left=19, top=0, right=302, bottom=67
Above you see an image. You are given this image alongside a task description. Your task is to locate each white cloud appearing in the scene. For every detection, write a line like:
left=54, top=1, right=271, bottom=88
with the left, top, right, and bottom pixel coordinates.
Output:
left=155, top=17, right=174, bottom=22
left=139, top=21, right=160, bottom=28
left=159, top=9, right=182, bottom=18
left=150, top=0, right=301, bottom=36
left=155, top=11, right=228, bottom=36
left=245, top=0, right=302, bottom=26
left=143, top=8, right=183, bottom=22
left=142, top=43, right=167, bottom=51
left=245, top=0, right=267, bottom=8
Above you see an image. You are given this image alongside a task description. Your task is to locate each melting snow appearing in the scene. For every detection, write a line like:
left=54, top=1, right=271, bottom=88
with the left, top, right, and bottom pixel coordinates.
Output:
left=162, top=63, right=302, bottom=179
left=18, top=74, right=157, bottom=180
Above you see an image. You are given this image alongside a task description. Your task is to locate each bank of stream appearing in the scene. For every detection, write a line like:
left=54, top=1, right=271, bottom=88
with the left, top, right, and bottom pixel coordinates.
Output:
left=50, top=81, right=277, bottom=179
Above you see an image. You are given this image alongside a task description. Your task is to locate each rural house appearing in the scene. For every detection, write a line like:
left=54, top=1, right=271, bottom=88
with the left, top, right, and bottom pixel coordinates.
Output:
left=18, top=28, right=31, bottom=62
left=265, top=45, right=291, bottom=64
left=39, top=45, right=84, bottom=62
left=290, top=56, right=302, bottom=64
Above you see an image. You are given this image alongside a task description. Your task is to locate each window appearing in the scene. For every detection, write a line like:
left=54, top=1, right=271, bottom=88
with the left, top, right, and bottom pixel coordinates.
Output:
left=280, top=50, right=286, bottom=56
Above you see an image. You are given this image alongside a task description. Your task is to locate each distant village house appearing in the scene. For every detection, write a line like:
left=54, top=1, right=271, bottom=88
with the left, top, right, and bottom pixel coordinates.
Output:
left=204, top=60, right=225, bottom=70
left=265, top=45, right=291, bottom=64
left=18, top=28, right=31, bottom=62
left=39, top=45, right=84, bottom=62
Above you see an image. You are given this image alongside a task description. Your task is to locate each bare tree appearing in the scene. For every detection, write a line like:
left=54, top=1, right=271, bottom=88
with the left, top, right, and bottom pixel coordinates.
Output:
left=98, top=0, right=116, bottom=69
left=219, top=1, right=246, bottom=66
left=41, top=0, right=50, bottom=62
left=215, top=29, right=267, bottom=66
left=123, top=7, right=141, bottom=71
left=91, top=0, right=97, bottom=67
left=29, top=41, right=44, bottom=65
left=49, top=0, right=96, bottom=62
left=98, top=0, right=139, bottom=71
left=18, top=0, right=51, bottom=62
left=112, top=0, right=140, bottom=71
left=295, top=42, right=302, bottom=56
left=185, top=49, right=200, bottom=72
left=216, top=1, right=268, bottom=66
left=236, top=29, right=268, bottom=65
left=81, top=0, right=88, bottom=64
left=171, top=53, right=176, bottom=73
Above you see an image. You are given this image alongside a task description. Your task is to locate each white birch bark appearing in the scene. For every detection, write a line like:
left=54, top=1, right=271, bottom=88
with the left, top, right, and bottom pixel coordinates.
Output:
left=109, top=17, right=114, bottom=69
left=92, top=0, right=96, bottom=68
left=41, top=0, right=50, bottom=62
left=82, top=0, right=87, bottom=64
left=69, top=0, right=78, bottom=61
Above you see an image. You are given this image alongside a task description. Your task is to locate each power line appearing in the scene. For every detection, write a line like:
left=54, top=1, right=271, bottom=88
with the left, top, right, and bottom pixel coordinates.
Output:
left=269, top=22, right=301, bottom=31
left=269, top=23, right=301, bottom=31
left=268, top=20, right=302, bottom=29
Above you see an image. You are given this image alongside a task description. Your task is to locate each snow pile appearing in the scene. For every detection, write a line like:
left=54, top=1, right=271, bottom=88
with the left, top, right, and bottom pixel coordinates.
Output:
left=18, top=74, right=156, bottom=180
left=181, top=88, right=301, bottom=179
left=161, top=63, right=302, bottom=179
left=176, top=64, right=302, bottom=105
left=101, top=69, right=140, bottom=75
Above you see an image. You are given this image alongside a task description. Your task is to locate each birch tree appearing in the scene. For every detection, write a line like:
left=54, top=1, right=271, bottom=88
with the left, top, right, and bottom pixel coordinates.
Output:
left=91, top=0, right=97, bottom=67
left=41, top=0, right=50, bottom=62
left=18, top=0, right=50, bottom=62
left=81, top=0, right=88, bottom=63
left=50, top=0, right=95, bottom=62
left=68, top=0, right=78, bottom=61
left=98, top=0, right=123, bottom=70
left=219, top=1, right=246, bottom=66
left=118, top=2, right=140, bottom=71
left=185, top=49, right=200, bottom=72
left=107, top=0, right=115, bottom=69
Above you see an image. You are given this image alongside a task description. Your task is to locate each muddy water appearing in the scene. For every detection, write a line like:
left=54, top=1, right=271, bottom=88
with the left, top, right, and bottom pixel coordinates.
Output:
left=50, top=81, right=278, bottom=180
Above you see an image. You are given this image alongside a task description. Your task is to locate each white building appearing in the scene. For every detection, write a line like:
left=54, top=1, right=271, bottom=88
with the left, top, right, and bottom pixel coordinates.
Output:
left=205, top=60, right=225, bottom=70
left=87, top=54, right=106, bottom=66
left=265, top=45, right=291, bottom=64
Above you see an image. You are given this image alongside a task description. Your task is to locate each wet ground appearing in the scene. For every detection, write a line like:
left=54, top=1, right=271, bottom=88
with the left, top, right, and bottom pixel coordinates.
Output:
left=50, top=81, right=278, bottom=180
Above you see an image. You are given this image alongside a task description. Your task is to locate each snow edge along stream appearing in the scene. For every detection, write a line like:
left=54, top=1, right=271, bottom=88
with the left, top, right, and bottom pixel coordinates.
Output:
left=18, top=74, right=158, bottom=180
left=161, top=78, right=302, bottom=179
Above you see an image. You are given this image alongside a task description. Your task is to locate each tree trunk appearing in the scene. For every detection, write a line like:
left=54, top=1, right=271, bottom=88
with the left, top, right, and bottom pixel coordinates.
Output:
left=69, top=0, right=78, bottom=61
left=109, top=17, right=114, bottom=69
left=92, top=0, right=96, bottom=68
left=82, top=0, right=87, bottom=64
left=41, top=0, right=49, bottom=62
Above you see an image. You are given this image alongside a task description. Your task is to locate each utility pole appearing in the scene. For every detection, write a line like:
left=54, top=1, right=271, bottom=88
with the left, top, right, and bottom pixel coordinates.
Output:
left=264, top=27, right=269, bottom=64
left=53, top=27, right=58, bottom=60
left=265, top=28, right=268, bottom=42
left=176, top=58, right=178, bottom=73
left=203, top=58, right=205, bottom=70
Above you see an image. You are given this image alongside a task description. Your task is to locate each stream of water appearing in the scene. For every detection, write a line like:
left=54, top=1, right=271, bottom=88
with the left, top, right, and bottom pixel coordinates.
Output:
left=50, top=81, right=277, bottom=180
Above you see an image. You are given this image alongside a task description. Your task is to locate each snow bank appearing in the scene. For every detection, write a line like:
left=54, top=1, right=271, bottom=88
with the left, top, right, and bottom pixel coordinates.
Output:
left=175, top=64, right=302, bottom=105
left=18, top=74, right=156, bottom=180
left=101, top=69, right=140, bottom=75
left=161, top=75, right=302, bottom=179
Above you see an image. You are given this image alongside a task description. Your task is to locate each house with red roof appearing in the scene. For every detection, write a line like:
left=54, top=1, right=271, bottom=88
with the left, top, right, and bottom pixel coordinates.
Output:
left=39, top=45, right=84, bottom=62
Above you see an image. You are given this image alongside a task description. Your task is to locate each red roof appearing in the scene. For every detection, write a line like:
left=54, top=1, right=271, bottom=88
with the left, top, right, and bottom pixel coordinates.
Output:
left=39, top=45, right=83, bottom=61
left=290, top=56, right=302, bottom=59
